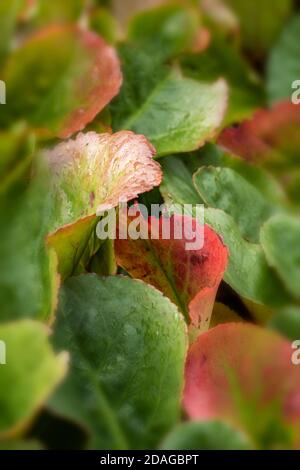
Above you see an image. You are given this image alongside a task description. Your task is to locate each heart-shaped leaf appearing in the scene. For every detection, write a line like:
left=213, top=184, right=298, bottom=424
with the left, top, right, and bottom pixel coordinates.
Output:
left=183, top=323, right=300, bottom=449
left=49, top=274, right=187, bottom=449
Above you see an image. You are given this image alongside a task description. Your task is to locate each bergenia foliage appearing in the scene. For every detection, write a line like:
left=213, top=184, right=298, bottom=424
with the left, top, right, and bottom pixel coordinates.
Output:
left=1, top=0, right=300, bottom=452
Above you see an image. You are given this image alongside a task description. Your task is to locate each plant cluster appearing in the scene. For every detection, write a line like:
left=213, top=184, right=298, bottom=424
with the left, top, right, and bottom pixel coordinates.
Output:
left=0, top=0, right=300, bottom=450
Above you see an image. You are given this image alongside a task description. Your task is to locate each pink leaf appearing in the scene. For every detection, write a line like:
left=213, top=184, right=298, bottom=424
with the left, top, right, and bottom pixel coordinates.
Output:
left=184, top=323, right=300, bottom=449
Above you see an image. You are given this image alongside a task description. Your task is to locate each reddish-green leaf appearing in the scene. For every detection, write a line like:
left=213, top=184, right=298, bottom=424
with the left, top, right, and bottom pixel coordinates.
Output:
left=218, top=101, right=300, bottom=164
left=184, top=323, right=300, bottom=449
left=115, top=212, right=228, bottom=330
left=1, top=26, right=122, bottom=137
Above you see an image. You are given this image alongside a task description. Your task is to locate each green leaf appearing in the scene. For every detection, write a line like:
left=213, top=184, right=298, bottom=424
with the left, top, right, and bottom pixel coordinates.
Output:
left=161, top=420, right=252, bottom=450
left=0, top=163, right=59, bottom=322
left=0, top=26, right=122, bottom=137
left=224, top=0, right=293, bottom=58
left=269, top=306, right=300, bottom=341
left=193, top=166, right=276, bottom=243
left=32, top=0, right=85, bottom=26
left=0, top=0, right=25, bottom=65
left=0, top=320, right=67, bottom=438
left=260, top=214, right=300, bottom=299
left=196, top=145, right=287, bottom=206
left=0, top=127, right=35, bottom=195
left=204, top=208, right=291, bottom=308
left=111, top=45, right=228, bottom=156
left=49, top=275, right=187, bottom=449
left=160, top=156, right=203, bottom=206
left=128, top=4, right=200, bottom=61
left=267, top=15, right=300, bottom=104
left=0, top=439, right=43, bottom=450
left=180, top=38, right=263, bottom=124
left=216, top=153, right=288, bottom=206
left=90, top=7, right=118, bottom=44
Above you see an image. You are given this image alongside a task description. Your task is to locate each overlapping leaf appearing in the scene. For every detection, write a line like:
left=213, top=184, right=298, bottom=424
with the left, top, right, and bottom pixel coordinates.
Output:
left=194, top=166, right=276, bottom=243
left=115, top=211, right=228, bottom=330
left=160, top=153, right=291, bottom=309
left=45, top=130, right=162, bottom=279
left=111, top=44, right=228, bottom=156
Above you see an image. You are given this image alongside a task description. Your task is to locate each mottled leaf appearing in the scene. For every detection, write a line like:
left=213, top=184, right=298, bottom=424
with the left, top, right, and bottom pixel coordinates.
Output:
left=115, top=212, right=228, bottom=330
left=45, top=131, right=162, bottom=279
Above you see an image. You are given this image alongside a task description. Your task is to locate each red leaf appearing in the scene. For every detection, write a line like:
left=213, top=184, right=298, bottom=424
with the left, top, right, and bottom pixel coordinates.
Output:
left=115, top=211, right=228, bottom=330
left=184, top=323, right=300, bottom=448
left=218, top=101, right=300, bottom=163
